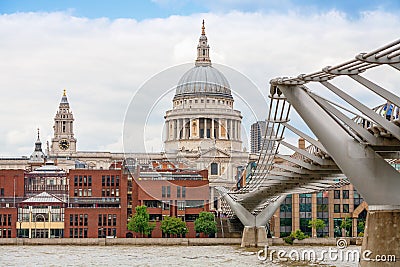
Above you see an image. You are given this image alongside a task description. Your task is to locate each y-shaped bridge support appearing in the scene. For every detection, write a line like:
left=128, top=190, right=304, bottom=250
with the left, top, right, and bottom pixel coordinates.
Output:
left=218, top=188, right=285, bottom=247
left=278, top=85, right=400, bottom=266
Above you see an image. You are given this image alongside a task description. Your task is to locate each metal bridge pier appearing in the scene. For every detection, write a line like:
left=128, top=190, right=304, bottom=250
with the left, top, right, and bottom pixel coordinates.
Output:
left=218, top=188, right=285, bottom=247
left=278, top=84, right=400, bottom=266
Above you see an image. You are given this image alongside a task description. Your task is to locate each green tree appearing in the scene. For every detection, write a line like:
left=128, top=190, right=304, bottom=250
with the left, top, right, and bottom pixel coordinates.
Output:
left=194, top=211, right=217, bottom=236
left=127, top=205, right=155, bottom=237
left=340, top=217, right=352, bottom=237
left=358, top=221, right=365, bottom=232
left=283, top=229, right=308, bottom=245
left=308, top=219, right=326, bottom=237
left=292, top=229, right=308, bottom=240
left=357, top=220, right=365, bottom=236
left=161, top=216, right=188, bottom=237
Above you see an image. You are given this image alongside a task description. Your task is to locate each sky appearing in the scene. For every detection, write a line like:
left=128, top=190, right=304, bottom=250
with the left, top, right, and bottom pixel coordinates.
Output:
left=1, top=0, right=400, bottom=157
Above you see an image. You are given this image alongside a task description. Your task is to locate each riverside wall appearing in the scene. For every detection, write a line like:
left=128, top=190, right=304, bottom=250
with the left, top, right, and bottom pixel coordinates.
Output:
left=0, top=237, right=362, bottom=246
left=0, top=238, right=242, bottom=246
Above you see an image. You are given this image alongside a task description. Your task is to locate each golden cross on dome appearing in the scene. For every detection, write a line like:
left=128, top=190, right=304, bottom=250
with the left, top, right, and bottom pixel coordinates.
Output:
left=63, top=89, right=66, bottom=96
left=202, top=19, right=205, bottom=35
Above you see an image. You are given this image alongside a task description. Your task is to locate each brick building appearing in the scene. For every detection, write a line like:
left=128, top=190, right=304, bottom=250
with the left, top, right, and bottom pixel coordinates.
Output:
left=0, top=164, right=129, bottom=238
left=0, top=170, right=24, bottom=238
left=129, top=161, right=210, bottom=237
left=65, top=169, right=128, bottom=238
left=0, top=159, right=211, bottom=239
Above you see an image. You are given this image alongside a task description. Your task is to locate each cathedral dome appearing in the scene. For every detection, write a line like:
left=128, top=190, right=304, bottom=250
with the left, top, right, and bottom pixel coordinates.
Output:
left=174, top=20, right=232, bottom=100
left=164, top=21, right=243, bottom=155
left=174, top=65, right=232, bottom=99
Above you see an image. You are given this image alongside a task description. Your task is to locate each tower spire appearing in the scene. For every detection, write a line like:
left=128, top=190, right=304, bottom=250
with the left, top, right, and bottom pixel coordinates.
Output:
left=35, top=128, right=42, bottom=152
left=30, top=127, right=45, bottom=163
left=61, top=89, right=69, bottom=104
left=195, top=20, right=211, bottom=67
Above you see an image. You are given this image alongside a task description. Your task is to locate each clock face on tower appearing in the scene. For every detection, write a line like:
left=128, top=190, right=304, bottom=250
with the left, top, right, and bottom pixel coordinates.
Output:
left=58, top=139, right=70, bottom=150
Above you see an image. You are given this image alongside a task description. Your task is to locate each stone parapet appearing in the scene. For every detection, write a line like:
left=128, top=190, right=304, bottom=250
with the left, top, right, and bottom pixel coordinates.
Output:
left=0, top=238, right=242, bottom=246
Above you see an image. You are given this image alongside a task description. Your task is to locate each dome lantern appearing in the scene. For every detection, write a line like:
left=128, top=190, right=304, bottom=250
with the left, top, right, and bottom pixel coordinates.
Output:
left=195, top=20, right=211, bottom=67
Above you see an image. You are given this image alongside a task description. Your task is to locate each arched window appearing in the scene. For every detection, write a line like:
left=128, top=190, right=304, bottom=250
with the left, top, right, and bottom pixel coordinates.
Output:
left=210, top=163, right=218, bottom=175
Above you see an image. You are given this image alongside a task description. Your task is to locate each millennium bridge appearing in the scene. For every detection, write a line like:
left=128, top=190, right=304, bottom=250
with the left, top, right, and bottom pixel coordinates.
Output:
left=218, top=39, right=400, bottom=266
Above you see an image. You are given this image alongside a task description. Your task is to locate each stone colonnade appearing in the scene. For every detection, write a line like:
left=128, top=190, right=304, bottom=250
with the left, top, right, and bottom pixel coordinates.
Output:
left=166, top=118, right=241, bottom=141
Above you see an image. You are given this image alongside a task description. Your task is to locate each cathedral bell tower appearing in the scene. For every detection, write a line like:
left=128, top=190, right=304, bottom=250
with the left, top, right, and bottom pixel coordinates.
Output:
left=50, top=90, right=77, bottom=156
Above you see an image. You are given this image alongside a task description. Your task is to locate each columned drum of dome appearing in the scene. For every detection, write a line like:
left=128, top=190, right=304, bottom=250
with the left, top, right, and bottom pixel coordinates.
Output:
left=164, top=21, right=243, bottom=154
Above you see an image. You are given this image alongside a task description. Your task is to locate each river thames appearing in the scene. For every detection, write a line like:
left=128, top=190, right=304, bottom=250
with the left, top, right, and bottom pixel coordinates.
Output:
left=0, top=245, right=361, bottom=266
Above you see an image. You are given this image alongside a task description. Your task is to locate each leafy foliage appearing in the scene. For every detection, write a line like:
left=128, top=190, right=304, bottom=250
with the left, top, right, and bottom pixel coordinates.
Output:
left=283, top=229, right=309, bottom=244
left=292, top=229, right=308, bottom=240
left=161, top=216, right=188, bottom=237
left=340, top=217, right=352, bottom=237
left=308, top=219, right=326, bottom=232
left=194, top=212, right=217, bottom=236
left=283, top=236, right=294, bottom=245
left=357, top=221, right=365, bottom=233
left=127, top=205, right=155, bottom=236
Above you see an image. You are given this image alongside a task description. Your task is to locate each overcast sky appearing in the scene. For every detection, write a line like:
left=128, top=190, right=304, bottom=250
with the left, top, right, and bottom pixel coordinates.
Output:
left=1, top=1, right=400, bottom=157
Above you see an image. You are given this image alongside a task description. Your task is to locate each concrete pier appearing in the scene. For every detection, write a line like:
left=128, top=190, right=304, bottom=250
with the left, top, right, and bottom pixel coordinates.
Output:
left=241, top=226, right=268, bottom=247
left=361, top=208, right=400, bottom=266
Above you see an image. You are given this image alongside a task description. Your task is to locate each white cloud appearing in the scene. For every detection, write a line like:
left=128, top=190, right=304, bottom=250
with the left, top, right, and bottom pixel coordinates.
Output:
left=0, top=10, right=399, bottom=156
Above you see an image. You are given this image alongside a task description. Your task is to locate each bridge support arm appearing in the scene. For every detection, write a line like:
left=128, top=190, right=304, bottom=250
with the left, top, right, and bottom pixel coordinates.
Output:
left=277, top=85, right=400, bottom=206
left=254, top=195, right=286, bottom=226
left=216, top=188, right=255, bottom=226
left=217, top=188, right=287, bottom=247
left=278, top=84, right=400, bottom=265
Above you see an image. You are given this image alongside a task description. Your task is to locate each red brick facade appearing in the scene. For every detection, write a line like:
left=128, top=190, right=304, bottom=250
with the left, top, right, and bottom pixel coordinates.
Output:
left=67, top=169, right=128, bottom=238
left=0, top=208, right=17, bottom=238
left=65, top=208, right=124, bottom=238
left=132, top=177, right=210, bottom=238
left=0, top=170, right=25, bottom=199
left=0, top=165, right=209, bottom=238
left=0, top=170, right=24, bottom=238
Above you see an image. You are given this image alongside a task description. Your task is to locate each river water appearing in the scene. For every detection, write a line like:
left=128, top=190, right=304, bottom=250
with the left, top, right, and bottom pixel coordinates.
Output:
left=0, top=245, right=361, bottom=266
